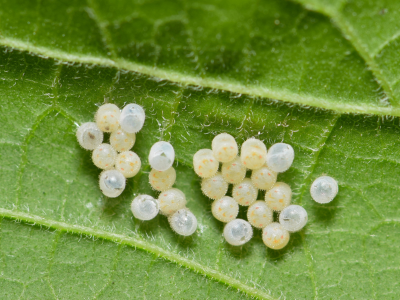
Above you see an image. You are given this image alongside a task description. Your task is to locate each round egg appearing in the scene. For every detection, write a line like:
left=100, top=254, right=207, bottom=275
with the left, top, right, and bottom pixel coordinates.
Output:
left=279, top=205, right=308, bottom=232
left=115, top=151, right=141, bottom=178
left=149, top=167, right=176, bottom=192
left=120, top=103, right=145, bottom=133
left=92, top=143, right=117, bottom=170
left=148, top=141, right=175, bottom=172
left=211, top=196, right=239, bottom=223
left=99, top=169, right=126, bottom=198
left=221, top=156, right=246, bottom=184
left=247, top=201, right=273, bottom=229
left=240, top=138, right=267, bottom=170
left=201, top=172, right=228, bottom=200
left=212, top=133, right=238, bottom=163
left=232, top=178, right=258, bottom=206
left=131, top=195, right=159, bottom=221
left=310, top=176, right=338, bottom=204
left=158, top=188, right=187, bottom=215
left=76, top=122, right=103, bottom=150
left=169, top=208, right=197, bottom=236
left=251, top=165, right=277, bottom=191
left=110, top=129, right=136, bottom=152
left=223, top=219, right=253, bottom=246
left=262, top=222, right=290, bottom=250
left=95, top=103, right=120, bottom=133
left=193, top=149, right=219, bottom=178
left=266, top=143, right=294, bottom=173
left=265, top=182, right=291, bottom=211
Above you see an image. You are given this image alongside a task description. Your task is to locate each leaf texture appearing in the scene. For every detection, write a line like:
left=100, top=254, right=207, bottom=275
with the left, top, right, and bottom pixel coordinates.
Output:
left=0, top=0, right=400, bottom=299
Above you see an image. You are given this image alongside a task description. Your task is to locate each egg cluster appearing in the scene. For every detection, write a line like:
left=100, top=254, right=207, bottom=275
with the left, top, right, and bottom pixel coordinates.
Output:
left=76, top=103, right=145, bottom=198
left=194, top=133, right=308, bottom=249
left=130, top=142, right=198, bottom=236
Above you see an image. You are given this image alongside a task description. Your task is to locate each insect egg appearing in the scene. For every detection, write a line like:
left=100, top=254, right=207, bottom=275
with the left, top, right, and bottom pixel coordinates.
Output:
left=92, top=143, right=117, bottom=170
left=148, top=141, right=175, bottom=171
left=149, top=167, right=176, bottom=192
left=262, top=222, right=290, bottom=250
left=76, top=122, right=103, bottom=150
left=95, top=103, right=121, bottom=133
left=168, top=208, right=198, bottom=236
left=193, top=149, right=219, bottom=178
left=99, top=169, right=126, bottom=198
left=247, top=201, right=273, bottom=229
left=310, top=176, right=338, bottom=204
left=265, top=182, right=292, bottom=211
left=221, top=156, right=246, bottom=184
left=120, top=103, right=145, bottom=133
left=232, top=178, right=258, bottom=206
left=265, top=143, right=294, bottom=173
left=201, top=172, right=229, bottom=200
left=251, top=165, right=277, bottom=191
left=131, top=194, right=160, bottom=221
left=212, top=133, right=238, bottom=163
left=158, top=188, right=187, bottom=215
left=240, top=138, right=267, bottom=170
left=223, top=219, right=253, bottom=246
left=211, top=196, right=239, bottom=223
left=115, top=151, right=141, bottom=178
left=279, top=205, right=308, bottom=232
left=110, top=128, right=136, bottom=152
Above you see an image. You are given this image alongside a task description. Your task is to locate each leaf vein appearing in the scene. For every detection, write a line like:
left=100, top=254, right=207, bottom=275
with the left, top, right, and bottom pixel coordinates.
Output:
left=15, top=106, right=56, bottom=208
left=0, top=208, right=277, bottom=300
left=292, top=1, right=396, bottom=107
left=296, top=113, right=340, bottom=300
left=2, top=39, right=400, bottom=117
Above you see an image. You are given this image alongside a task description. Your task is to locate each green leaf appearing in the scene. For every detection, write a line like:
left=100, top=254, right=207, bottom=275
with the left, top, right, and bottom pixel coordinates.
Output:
left=293, top=0, right=400, bottom=107
left=1, top=0, right=394, bottom=115
left=0, top=0, right=399, bottom=299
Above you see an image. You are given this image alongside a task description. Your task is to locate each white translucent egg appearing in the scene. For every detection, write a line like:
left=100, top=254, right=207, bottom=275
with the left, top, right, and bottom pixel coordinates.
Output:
left=76, top=122, right=103, bottom=150
left=232, top=178, right=258, bottom=206
left=310, top=176, right=338, bottom=204
left=211, top=196, right=239, bottom=223
left=193, top=149, right=219, bottom=178
left=279, top=205, right=308, bottom=232
left=95, top=103, right=121, bottom=133
left=148, top=141, right=175, bottom=171
left=168, top=208, right=197, bottom=236
left=240, top=138, right=267, bottom=170
left=115, top=151, right=141, bottom=178
left=92, top=143, right=117, bottom=170
left=120, top=103, right=145, bottom=133
left=201, top=172, right=228, bottom=200
left=212, top=133, right=238, bottom=163
left=131, top=195, right=159, bottom=221
left=221, top=156, right=246, bottom=184
left=247, top=201, right=273, bottom=229
left=158, top=188, right=187, bottom=215
left=223, top=219, right=253, bottom=246
left=149, top=167, right=176, bottom=192
left=99, top=169, right=126, bottom=198
left=110, top=128, right=136, bottom=152
left=266, top=143, right=294, bottom=173
left=262, top=222, right=290, bottom=250
left=265, top=182, right=291, bottom=211
left=251, top=165, right=277, bottom=191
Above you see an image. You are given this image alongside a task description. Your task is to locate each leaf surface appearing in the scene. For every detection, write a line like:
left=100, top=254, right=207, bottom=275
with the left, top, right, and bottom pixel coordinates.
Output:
left=0, top=0, right=400, bottom=299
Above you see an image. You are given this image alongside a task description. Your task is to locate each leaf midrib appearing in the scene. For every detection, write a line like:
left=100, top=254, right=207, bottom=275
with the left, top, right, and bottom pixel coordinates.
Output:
left=2, top=36, right=400, bottom=117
